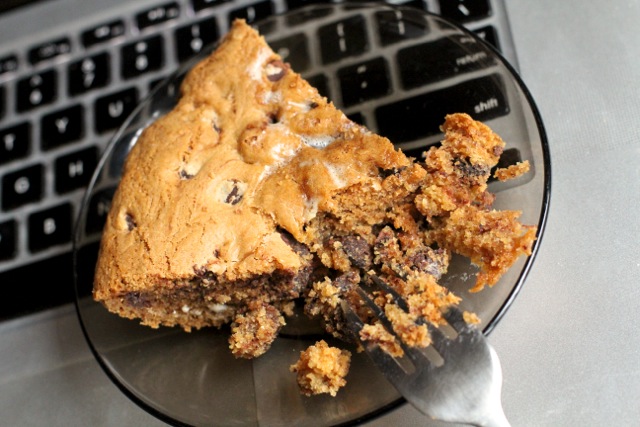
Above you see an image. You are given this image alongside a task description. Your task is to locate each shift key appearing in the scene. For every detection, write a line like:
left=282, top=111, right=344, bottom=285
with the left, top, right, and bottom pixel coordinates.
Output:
left=375, top=74, right=509, bottom=143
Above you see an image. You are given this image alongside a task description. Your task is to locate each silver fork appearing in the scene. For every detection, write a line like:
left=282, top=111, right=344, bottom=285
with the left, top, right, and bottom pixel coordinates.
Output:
left=341, top=277, right=511, bottom=427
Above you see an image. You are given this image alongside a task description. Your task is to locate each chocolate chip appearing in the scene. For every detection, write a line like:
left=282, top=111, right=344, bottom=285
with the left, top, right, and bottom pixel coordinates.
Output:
left=265, top=59, right=287, bottom=82
left=278, top=227, right=311, bottom=257
left=288, top=261, right=314, bottom=294
left=226, top=187, right=241, bottom=204
left=453, top=158, right=490, bottom=179
left=221, top=179, right=246, bottom=205
left=125, top=213, right=137, bottom=231
left=267, top=111, right=280, bottom=124
left=125, top=292, right=150, bottom=308
left=193, top=265, right=216, bottom=281
left=407, top=248, right=447, bottom=279
left=333, top=270, right=360, bottom=291
left=379, top=166, right=407, bottom=179
left=374, top=227, right=396, bottom=257
left=332, top=235, right=373, bottom=269
left=179, top=170, right=195, bottom=180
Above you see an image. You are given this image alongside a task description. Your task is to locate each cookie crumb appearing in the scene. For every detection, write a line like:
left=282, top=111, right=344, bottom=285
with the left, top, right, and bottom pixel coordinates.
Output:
left=494, top=160, right=530, bottom=181
left=463, top=310, right=480, bottom=325
left=290, top=340, right=351, bottom=397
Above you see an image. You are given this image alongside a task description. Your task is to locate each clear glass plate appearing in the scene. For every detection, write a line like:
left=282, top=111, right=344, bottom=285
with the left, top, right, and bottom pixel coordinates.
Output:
left=73, top=4, right=550, bottom=426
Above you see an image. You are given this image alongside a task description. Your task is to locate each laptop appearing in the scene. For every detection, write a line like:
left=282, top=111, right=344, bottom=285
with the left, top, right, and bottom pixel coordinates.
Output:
left=1, top=0, right=638, bottom=425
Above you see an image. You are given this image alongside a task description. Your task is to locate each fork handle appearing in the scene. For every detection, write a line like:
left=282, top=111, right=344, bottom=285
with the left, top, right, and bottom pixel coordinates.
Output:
left=473, top=399, right=511, bottom=427
left=473, top=345, right=511, bottom=427
left=474, top=408, right=511, bottom=427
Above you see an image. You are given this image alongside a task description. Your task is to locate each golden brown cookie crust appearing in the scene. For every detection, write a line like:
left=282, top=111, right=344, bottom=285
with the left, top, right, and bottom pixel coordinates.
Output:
left=94, top=20, right=405, bottom=305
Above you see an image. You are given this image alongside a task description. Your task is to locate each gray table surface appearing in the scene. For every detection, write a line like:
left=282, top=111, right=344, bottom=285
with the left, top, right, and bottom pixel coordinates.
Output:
left=1, top=0, right=639, bottom=425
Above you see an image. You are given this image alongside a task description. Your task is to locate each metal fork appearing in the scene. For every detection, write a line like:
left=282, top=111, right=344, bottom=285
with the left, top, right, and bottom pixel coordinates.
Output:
left=341, top=277, right=511, bottom=427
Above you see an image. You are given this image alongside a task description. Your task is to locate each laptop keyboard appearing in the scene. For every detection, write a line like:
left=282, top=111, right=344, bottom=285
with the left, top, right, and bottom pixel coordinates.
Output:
left=0, top=0, right=520, bottom=320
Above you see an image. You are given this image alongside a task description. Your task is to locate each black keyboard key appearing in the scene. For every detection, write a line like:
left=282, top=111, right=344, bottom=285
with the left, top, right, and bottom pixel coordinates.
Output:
left=2, top=164, right=43, bottom=211
left=54, top=146, right=98, bottom=194
left=438, top=0, right=491, bottom=23
left=28, top=37, right=72, bottom=65
left=149, top=71, right=186, bottom=112
left=41, top=105, right=85, bottom=151
left=121, top=35, right=165, bottom=79
left=136, top=2, right=180, bottom=30
left=402, top=145, right=430, bottom=160
left=28, top=203, right=72, bottom=253
left=174, top=17, right=219, bottom=62
left=229, top=1, right=274, bottom=25
left=338, top=57, right=390, bottom=107
left=76, top=243, right=102, bottom=297
left=149, top=76, right=168, bottom=93
left=375, top=74, right=509, bottom=143
left=269, top=33, right=310, bottom=72
left=398, top=35, right=496, bottom=89
left=94, top=87, right=139, bottom=134
left=0, top=220, right=17, bottom=261
left=82, top=19, right=126, bottom=48
left=191, top=0, right=229, bottom=12
left=16, top=69, right=57, bottom=112
left=307, top=74, right=330, bottom=100
left=0, top=250, right=75, bottom=320
left=347, top=112, right=366, bottom=127
left=474, top=25, right=500, bottom=51
left=396, top=0, right=427, bottom=10
left=489, top=148, right=521, bottom=182
left=68, top=52, right=111, bottom=96
left=318, top=15, right=368, bottom=64
left=0, top=54, right=18, bottom=76
left=285, top=3, right=333, bottom=26
left=255, top=19, right=277, bottom=37
left=0, top=122, right=31, bottom=166
left=108, top=129, right=138, bottom=179
left=86, top=186, right=116, bottom=235
left=286, top=0, right=329, bottom=10
left=375, top=9, right=429, bottom=46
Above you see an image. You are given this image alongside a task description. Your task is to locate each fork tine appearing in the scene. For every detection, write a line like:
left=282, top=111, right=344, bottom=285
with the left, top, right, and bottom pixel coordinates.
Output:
left=443, top=306, right=469, bottom=333
left=352, top=284, right=430, bottom=365
left=425, top=322, right=449, bottom=354
left=340, top=300, right=413, bottom=378
left=369, top=274, right=409, bottom=311
left=353, top=286, right=383, bottom=318
left=366, top=275, right=456, bottom=355
left=340, top=298, right=366, bottom=334
left=366, top=339, right=415, bottom=379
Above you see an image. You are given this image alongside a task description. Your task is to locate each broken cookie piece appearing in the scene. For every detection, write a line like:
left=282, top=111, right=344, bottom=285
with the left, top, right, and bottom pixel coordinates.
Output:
left=290, top=340, right=351, bottom=397
left=229, top=303, right=285, bottom=358
left=494, top=160, right=531, bottom=182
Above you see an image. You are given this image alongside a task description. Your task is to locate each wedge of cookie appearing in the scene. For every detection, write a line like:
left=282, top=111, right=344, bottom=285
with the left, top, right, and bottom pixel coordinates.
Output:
left=94, top=20, right=536, bottom=361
